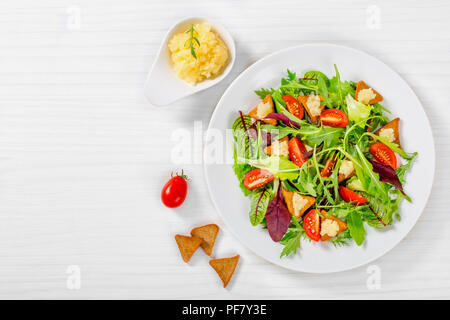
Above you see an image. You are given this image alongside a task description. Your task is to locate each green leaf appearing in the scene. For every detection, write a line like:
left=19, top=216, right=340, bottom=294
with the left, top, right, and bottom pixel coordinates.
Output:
left=255, top=88, right=274, bottom=99
left=346, top=211, right=366, bottom=246
left=249, top=188, right=272, bottom=226
left=303, top=126, right=344, bottom=148
left=280, top=231, right=302, bottom=258
left=232, top=162, right=252, bottom=196
left=247, top=156, right=299, bottom=181
left=345, top=94, right=372, bottom=128
left=353, top=145, right=389, bottom=202
left=303, top=70, right=330, bottom=86
left=280, top=218, right=305, bottom=258
left=317, top=76, right=329, bottom=107
left=232, top=114, right=256, bottom=160
left=231, top=114, right=255, bottom=196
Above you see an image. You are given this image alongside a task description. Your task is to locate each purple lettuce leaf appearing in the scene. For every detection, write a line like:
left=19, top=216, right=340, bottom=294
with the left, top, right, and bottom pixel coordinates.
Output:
left=265, top=184, right=291, bottom=242
left=248, top=120, right=272, bottom=146
left=265, top=113, right=301, bottom=129
left=370, top=159, right=406, bottom=196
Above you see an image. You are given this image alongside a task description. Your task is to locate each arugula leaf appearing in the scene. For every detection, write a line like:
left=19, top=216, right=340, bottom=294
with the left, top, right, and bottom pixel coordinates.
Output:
left=353, top=145, right=389, bottom=202
left=397, top=152, right=418, bottom=184
left=346, top=211, right=366, bottom=246
left=303, top=126, right=344, bottom=149
left=317, top=76, right=330, bottom=107
left=329, top=229, right=352, bottom=247
left=255, top=88, right=275, bottom=99
left=280, top=217, right=306, bottom=257
left=280, top=229, right=303, bottom=258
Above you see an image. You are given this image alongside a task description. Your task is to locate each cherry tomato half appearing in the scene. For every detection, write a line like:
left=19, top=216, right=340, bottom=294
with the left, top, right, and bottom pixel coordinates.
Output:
left=319, top=109, right=348, bottom=128
left=282, top=95, right=304, bottom=119
left=320, top=156, right=337, bottom=178
left=304, top=209, right=321, bottom=242
left=243, top=169, right=274, bottom=190
left=288, top=137, right=308, bottom=167
left=338, top=186, right=368, bottom=205
left=370, top=142, right=397, bottom=169
left=161, top=172, right=188, bottom=208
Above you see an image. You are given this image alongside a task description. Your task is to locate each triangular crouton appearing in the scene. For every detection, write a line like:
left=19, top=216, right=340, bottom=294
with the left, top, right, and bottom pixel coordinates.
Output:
left=190, top=224, right=219, bottom=256
left=248, top=94, right=277, bottom=125
left=264, top=136, right=288, bottom=156
left=175, top=234, right=203, bottom=263
left=338, top=160, right=356, bottom=183
left=209, top=255, right=240, bottom=288
left=282, top=188, right=315, bottom=218
left=375, top=117, right=401, bottom=148
left=355, top=80, right=383, bottom=105
left=297, top=95, right=325, bottom=123
left=320, top=210, right=347, bottom=241
left=338, top=170, right=355, bottom=183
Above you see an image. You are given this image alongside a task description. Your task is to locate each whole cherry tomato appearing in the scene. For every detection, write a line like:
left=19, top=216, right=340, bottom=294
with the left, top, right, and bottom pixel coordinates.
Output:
left=161, top=170, right=188, bottom=208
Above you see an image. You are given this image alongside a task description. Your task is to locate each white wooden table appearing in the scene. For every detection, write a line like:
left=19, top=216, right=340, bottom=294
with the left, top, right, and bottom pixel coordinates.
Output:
left=0, top=0, right=449, bottom=299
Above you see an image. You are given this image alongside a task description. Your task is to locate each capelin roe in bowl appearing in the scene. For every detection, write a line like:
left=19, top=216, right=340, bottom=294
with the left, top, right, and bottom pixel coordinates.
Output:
left=168, top=22, right=229, bottom=84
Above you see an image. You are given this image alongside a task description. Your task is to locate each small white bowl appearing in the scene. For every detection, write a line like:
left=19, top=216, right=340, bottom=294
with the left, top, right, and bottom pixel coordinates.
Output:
left=144, top=17, right=236, bottom=106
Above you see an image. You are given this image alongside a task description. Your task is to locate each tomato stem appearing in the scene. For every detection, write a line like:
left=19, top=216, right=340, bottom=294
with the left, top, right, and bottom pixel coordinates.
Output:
left=171, top=169, right=189, bottom=181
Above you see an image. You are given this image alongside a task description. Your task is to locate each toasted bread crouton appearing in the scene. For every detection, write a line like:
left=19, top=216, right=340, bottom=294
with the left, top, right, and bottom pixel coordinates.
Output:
left=209, top=255, right=240, bottom=288
left=297, top=95, right=325, bottom=123
left=320, top=210, right=347, bottom=241
left=175, top=235, right=203, bottom=263
left=355, top=80, right=383, bottom=105
left=190, top=224, right=219, bottom=256
left=338, top=159, right=356, bottom=183
left=282, top=188, right=315, bottom=218
left=375, top=117, right=401, bottom=148
left=248, top=94, right=277, bottom=125
left=264, top=136, right=289, bottom=156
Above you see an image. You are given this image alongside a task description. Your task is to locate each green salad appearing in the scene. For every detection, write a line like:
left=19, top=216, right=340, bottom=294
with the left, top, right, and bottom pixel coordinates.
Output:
left=231, top=65, right=417, bottom=258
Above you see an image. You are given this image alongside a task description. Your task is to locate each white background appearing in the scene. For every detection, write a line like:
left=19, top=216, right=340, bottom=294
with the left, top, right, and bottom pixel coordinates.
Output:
left=0, top=0, right=449, bottom=299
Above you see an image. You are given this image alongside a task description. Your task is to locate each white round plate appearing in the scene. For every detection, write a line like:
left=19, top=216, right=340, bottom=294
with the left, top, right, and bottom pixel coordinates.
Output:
left=204, top=43, right=435, bottom=273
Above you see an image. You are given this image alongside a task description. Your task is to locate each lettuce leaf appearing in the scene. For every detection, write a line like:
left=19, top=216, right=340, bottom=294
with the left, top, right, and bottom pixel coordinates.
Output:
left=247, top=156, right=299, bottom=181
left=345, top=94, right=372, bottom=128
left=249, top=188, right=272, bottom=226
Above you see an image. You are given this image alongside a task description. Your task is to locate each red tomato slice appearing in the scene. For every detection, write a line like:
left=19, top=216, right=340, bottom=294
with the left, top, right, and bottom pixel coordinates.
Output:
left=320, top=156, right=336, bottom=178
left=288, top=137, right=308, bottom=167
left=370, top=142, right=397, bottom=169
left=243, top=169, right=274, bottom=190
left=338, top=186, right=368, bottom=205
left=304, top=209, right=321, bottom=242
left=319, top=109, right=348, bottom=128
left=282, top=95, right=304, bottom=119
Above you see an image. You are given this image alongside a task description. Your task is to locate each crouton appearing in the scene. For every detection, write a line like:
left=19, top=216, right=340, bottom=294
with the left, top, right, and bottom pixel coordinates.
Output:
left=355, top=80, right=383, bottom=105
left=281, top=188, right=315, bottom=218
left=248, top=94, right=277, bottom=125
